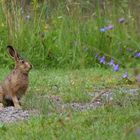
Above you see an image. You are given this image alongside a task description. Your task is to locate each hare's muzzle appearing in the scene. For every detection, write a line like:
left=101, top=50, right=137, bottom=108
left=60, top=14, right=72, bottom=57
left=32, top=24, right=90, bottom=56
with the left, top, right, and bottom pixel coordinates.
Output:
left=25, top=61, right=32, bottom=71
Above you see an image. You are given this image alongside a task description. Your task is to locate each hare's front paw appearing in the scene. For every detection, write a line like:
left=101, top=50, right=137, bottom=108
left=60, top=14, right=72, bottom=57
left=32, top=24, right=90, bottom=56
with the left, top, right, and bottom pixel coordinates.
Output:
left=0, top=103, right=4, bottom=109
left=15, top=104, right=22, bottom=109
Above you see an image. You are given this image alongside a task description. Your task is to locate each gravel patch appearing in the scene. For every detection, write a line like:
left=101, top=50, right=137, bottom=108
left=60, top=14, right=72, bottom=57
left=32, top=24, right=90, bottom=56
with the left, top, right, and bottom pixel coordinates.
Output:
left=67, top=101, right=102, bottom=111
left=66, top=88, right=139, bottom=111
left=119, top=88, right=139, bottom=95
left=0, top=88, right=139, bottom=123
left=0, top=107, right=37, bottom=123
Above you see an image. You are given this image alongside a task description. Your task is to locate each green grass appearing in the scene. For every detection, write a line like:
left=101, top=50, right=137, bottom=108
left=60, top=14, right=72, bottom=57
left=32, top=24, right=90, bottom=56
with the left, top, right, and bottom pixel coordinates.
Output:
left=0, top=107, right=140, bottom=140
left=0, top=68, right=139, bottom=140
left=24, top=67, right=132, bottom=105
left=0, top=1, right=140, bottom=139
left=0, top=0, right=140, bottom=69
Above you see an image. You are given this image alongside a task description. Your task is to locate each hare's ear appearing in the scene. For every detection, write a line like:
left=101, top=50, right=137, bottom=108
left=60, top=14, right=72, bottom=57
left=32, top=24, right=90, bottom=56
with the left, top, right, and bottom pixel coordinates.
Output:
left=7, top=45, right=20, bottom=61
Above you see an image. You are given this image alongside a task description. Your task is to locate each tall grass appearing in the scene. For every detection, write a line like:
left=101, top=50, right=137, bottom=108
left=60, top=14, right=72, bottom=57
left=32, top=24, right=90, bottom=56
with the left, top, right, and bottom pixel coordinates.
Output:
left=0, top=0, right=139, bottom=69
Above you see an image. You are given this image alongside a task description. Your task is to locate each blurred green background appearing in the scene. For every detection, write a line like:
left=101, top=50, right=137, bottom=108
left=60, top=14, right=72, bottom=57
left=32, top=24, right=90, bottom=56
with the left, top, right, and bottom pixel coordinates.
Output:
left=0, top=0, right=139, bottom=69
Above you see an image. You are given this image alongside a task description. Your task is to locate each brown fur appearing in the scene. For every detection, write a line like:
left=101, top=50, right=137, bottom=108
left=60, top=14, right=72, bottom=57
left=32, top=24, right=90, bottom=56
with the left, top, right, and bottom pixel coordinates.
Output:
left=0, top=46, right=32, bottom=109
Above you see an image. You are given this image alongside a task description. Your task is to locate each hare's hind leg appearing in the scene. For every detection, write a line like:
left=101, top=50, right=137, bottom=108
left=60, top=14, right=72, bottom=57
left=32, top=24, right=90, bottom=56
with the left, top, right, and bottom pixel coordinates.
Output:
left=0, top=87, right=4, bottom=108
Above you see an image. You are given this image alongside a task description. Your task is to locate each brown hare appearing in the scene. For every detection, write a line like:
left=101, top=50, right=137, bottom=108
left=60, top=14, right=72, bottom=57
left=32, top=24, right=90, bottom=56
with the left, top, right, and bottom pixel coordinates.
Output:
left=0, top=45, right=32, bottom=109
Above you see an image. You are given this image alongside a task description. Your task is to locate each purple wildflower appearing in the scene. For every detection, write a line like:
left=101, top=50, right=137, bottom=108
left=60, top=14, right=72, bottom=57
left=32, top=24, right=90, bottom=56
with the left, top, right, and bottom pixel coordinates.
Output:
left=105, top=25, right=114, bottom=30
left=135, top=52, right=140, bottom=58
left=100, top=56, right=106, bottom=64
left=109, top=59, right=115, bottom=66
left=95, top=54, right=99, bottom=59
left=100, top=25, right=114, bottom=32
left=114, top=64, right=119, bottom=72
left=100, top=28, right=107, bottom=32
left=118, top=18, right=125, bottom=23
left=122, top=72, right=128, bottom=79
